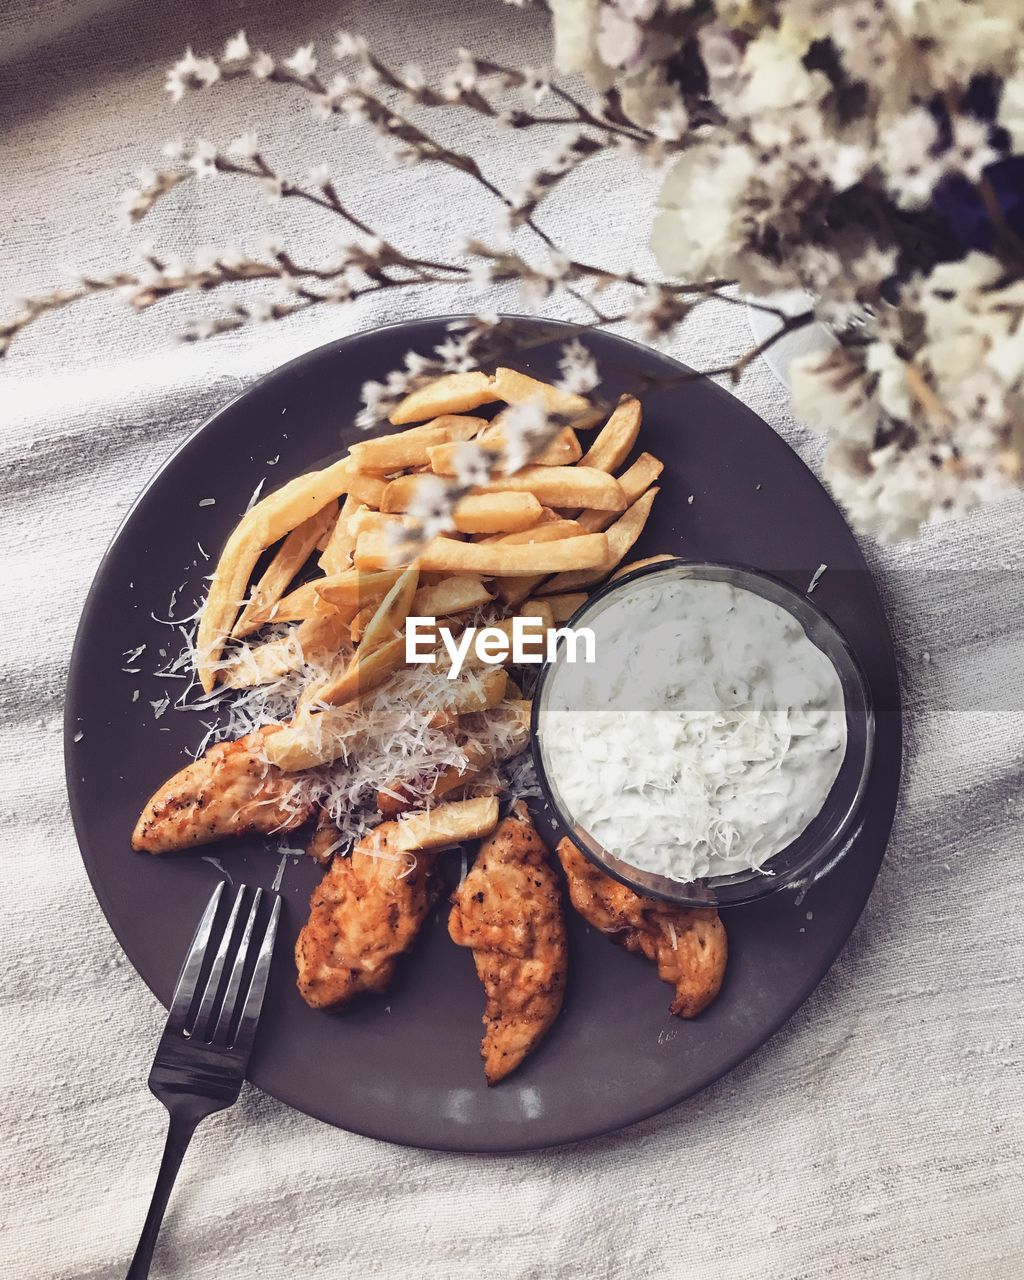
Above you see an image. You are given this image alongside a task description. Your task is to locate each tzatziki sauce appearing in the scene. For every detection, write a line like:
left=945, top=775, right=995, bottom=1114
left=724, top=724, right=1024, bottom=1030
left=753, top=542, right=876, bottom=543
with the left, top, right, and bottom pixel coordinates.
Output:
left=538, top=574, right=848, bottom=882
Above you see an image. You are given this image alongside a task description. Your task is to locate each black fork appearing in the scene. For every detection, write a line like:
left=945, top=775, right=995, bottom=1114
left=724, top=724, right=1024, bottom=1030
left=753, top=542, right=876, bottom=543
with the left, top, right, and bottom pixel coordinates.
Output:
left=126, top=883, right=281, bottom=1280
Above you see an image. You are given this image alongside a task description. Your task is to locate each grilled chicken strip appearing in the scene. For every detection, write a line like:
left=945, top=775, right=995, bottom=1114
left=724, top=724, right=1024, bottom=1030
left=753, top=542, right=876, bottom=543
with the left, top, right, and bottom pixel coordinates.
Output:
left=449, top=804, right=567, bottom=1084
left=556, top=837, right=726, bottom=1018
left=131, top=729, right=312, bottom=854
left=296, top=821, right=439, bottom=1009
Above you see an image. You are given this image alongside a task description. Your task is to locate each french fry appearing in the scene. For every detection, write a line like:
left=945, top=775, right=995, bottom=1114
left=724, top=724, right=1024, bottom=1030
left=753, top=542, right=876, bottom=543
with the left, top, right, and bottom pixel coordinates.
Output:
left=315, top=634, right=408, bottom=707
left=319, top=495, right=364, bottom=574
left=465, top=606, right=555, bottom=669
left=537, top=592, right=589, bottom=622
left=428, top=425, right=582, bottom=473
left=358, top=565, right=419, bottom=655
left=478, top=466, right=626, bottom=511
left=487, top=522, right=584, bottom=604
left=348, top=508, right=407, bottom=538
left=491, top=367, right=593, bottom=420
left=540, top=488, right=659, bottom=593
left=258, top=568, right=400, bottom=626
left=381, top=477, right=544, bottom=534
left=223, top=605, right=352, bottom=689
left=263, top=706, right=355, bottom=771
left=390, top=372, right=498, bottom=425
left=231, top=502, right=337, bottom=639
left=578, top=395, right=642, bottom=473
left=377, top=741, right=495, bottom=817
left=345, top=471, right=388, bottom=508
left=197, top=456, right=369, bottom=690
left=312, top=567, right=405, bottom=610
left=412, top=576, right=493, bottom=617
left=348, top=415, right=486, bottom=470
left=575, top=452, right=664, bottom=533
left=450, top=492, right=544, bottom=534
left=221, top=633, right=305, bottom=689
left=489, top=420, right=582, bottom=465
left=486, top=519, right=583, bottom=546
left=429, top=667, right=508, bottom=727
left=610, top=553, right=677, bottom=581
left=393, top=795, right=500, bottom=852
left=355, top=529, right=609, bottom=575
left=315, top=510, right=339, bottom=552
left=349, top=604, right=375, bottom=644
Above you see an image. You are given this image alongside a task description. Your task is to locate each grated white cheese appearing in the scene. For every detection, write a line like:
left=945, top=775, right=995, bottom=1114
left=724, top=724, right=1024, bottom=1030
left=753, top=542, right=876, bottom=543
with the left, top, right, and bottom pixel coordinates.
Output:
left=150, top=596, right=532, bottom=856
left=246, top=479, right=266, bottom=511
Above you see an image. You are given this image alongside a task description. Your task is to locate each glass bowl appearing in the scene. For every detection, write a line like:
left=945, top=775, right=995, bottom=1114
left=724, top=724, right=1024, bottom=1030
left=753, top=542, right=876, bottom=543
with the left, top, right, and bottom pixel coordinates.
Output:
left=531, top=559, right=875, bottom=908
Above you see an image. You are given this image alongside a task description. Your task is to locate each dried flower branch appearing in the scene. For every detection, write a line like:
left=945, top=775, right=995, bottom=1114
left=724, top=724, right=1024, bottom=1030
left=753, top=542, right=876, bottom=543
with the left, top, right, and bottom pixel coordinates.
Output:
left=5, top=5, right=1024, bottom=545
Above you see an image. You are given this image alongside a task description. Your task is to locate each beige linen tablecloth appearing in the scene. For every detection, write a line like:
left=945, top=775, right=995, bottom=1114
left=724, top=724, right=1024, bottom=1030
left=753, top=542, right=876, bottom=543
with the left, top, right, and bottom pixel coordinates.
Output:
left=2, top=2, right=1022, bottom=1277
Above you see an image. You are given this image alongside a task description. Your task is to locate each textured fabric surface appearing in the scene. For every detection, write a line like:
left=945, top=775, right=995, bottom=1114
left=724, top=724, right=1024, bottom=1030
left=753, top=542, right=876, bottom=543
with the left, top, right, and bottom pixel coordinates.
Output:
left=2, top=3, right=1022, bottom=1278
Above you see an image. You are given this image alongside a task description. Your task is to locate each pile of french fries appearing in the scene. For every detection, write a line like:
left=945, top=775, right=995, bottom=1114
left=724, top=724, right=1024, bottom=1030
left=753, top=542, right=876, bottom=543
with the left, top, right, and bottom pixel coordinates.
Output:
left=193, top=365, right=665, bottom=851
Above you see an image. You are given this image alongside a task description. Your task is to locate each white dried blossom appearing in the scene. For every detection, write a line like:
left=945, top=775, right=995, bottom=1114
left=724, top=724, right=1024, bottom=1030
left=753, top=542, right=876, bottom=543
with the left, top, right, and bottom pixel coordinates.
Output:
left=596, top=8, right=645, bottom=72
left=165, top=48, right=220, bottom=102
left=698, top=24, right=744, bottom=90
left=183, top=139, right=218, bottom=180
left=557, top=338, right=599, bottom=395
left=284, top=44, right=318, bottom=80
left=401, top=63, right=426, bottom=92
left=728, top=30, right=825, bottom=115
left=651, top=101, right=689, bottom=142
left=498, top=399, right=550, bottom=474
left=406, top=474, right=457, bottom=540
left=629, top=285, right=690, bottom=338
left=223, top=31, right=251, bottom=63
left=356, top=380, right=391, bottom=431
left=226, top=132, right=260, bottom=161
left=451, top=441, right=495, bottom=488
left=117, top=169, right=185, bottom=224
left=334, top=30, right=368, bottom=61
left=879, top=107, right=944, bottom=208
left=652, top=144, right=755, bottom=280
left=403, top=350, right=435, bottom=377
left=251, top=52, right=275, bottom=79
left=945, top=114, right=1000, bottom=183
left=790, top=349, right=880, bottom=441
left=519, top=66, right=550, bottom=106
left=467, top=259, right=495, bottom=291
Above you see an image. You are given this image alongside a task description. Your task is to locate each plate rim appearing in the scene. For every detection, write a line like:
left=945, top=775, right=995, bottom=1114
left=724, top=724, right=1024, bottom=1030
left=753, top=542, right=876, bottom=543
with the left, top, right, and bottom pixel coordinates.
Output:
left=64, top=313, right=902, bottom=1153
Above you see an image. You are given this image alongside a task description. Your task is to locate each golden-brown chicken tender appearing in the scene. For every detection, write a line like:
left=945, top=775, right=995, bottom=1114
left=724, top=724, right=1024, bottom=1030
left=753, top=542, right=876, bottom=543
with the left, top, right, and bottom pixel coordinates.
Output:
left=131, top=729, right=312, bottom=854
left=556, top=837, right=726, bottom=1018
left=449, top=804, right=567, bottom=1084
left=296, top=821, right=439, bottom=1009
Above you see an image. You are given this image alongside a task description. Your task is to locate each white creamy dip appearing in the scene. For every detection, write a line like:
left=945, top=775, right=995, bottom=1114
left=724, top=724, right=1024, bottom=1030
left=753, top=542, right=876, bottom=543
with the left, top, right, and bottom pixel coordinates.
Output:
left=538, top=574, right=847, bottom=882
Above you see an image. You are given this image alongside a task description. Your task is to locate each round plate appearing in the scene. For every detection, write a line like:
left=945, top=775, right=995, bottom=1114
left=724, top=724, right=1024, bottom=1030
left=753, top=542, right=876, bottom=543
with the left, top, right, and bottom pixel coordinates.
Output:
left=65, top=316, right=901, bottom=1153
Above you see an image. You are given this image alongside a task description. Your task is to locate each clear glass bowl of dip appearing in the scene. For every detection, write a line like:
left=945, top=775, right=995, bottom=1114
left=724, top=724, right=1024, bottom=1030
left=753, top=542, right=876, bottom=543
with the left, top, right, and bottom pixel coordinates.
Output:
left=531, top=559, right=875, bottom=908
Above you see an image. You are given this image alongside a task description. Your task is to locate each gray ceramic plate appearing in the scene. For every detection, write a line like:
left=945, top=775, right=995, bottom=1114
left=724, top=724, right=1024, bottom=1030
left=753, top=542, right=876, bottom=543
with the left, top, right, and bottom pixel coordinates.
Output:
left=65, top=316, right=901, bottom=1153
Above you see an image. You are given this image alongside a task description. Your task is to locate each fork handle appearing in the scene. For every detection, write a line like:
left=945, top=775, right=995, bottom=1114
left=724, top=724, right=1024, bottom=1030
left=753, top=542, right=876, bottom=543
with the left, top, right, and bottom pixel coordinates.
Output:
left=125, top=1112, right=200, bottom=1280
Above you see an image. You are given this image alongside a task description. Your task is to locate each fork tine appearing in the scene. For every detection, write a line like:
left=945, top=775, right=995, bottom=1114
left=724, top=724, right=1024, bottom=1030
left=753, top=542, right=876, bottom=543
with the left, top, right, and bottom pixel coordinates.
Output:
left=167, top=882, right=225, bottom=1027
left=211, top=889, right=263, bottom=1046
left=231, top=895, right=281, bottom=1055
left=189, top=884, right=246, bottom=1041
